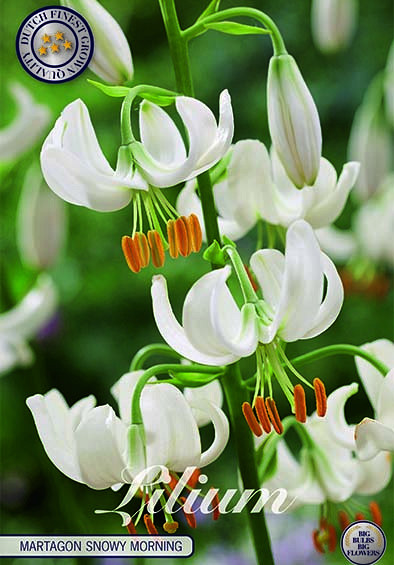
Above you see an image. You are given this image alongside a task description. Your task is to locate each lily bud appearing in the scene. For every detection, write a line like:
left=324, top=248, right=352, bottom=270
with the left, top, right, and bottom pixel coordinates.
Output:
left=311, top=0, right=358, bottom=54
left=61, top=0, right=133, bottom=84
left=17, top=163, right=67, bottom=270
left=267, top=54, right=322, bottom=188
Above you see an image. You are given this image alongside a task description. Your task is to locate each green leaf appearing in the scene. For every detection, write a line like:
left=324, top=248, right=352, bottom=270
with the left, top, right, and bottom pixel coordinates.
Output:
left=87, top=79, right=131, bottom=97
left=197, top=0, right=222, bottom=22
left=204, top=21, right=271, bottom=36
left=203, top=240, right=227, bottom=266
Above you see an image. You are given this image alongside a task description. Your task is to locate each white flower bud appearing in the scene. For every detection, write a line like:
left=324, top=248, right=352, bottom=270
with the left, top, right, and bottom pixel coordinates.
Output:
left=311, top=0, right=358, bottom=54
left=267, top=54, right=322, bottom=188
left=61, top=0, right=133, bottom=84
left=17, top=163, right=67, bottom=270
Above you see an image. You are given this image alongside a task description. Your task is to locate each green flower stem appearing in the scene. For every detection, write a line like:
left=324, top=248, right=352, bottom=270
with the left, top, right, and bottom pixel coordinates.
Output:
left=158, top=0, right=221, bottom=248
left=130, top=343, right=182, bottom=371
left=222, top=365, right=275, bottom=565
left=158, top=2, right=276, bottom=563
left=184, top=7, right=287, bottom=56
left=290, top=344, right=389, bottom=376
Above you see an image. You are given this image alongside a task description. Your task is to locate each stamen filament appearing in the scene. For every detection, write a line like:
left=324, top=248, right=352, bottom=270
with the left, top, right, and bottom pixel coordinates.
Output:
left=242, top=401, right=263, bottom=436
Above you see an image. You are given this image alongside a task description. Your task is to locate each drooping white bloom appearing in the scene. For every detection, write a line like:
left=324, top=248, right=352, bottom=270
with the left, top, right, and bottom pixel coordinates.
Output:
left=0, top=275, right=58, bottom=376
left=61, top=0, right=133, bottom=84
left=17, top=163, right=67, bottom=270
left=0, top=83, right=50, bottom=162
left=353, top=178, right=394, bottom=267
left=177, top=140, right=359, bottom=241
left=262, top=384, right=392, bottom=509
left=311, top=0, right=358, bottom=54
left=184, top=380, right=223, bottom=427
left=41, top=99, right=147, bottom=212
left=152, top=220, right=343, bottom=365
left=130, top=90, right=234, bottom=188
left=354, top=339, right=394, bottom=460
left=26, top=371, right=229, bottom=490
left=267, top=54, right=322, bottom=188
left=348, top=77, right=392, bottom=202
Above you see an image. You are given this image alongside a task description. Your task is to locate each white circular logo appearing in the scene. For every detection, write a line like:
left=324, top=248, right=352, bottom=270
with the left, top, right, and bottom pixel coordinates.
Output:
left=341, top=521, right=387, bottom=564
left=16, top=6, right=94, bottom=83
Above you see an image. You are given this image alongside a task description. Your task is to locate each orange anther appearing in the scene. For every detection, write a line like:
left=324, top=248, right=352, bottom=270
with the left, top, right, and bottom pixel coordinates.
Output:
left=255, top=396, right=271, bottom=433
left=126, top=520, right=137, bottom=535
left=210, top=489, right=220, bottom=521
left=148, top=230, right=165, bottom=268
left=242, top=402, right=262, bottom=437
left=144, top=514, right=158, bottom=535
left=174, top=217, right=190, bottom=257
left=314, top=378, right=327, bottom=417
left=265, top=397, right=284, bottom=434
left=167, top=220, right=178, bottom=259
left=338, top=510, right=350, bottom=531
left=294, top=384, right=307, bottom=423
left=327, top=524, right=337, bottom=552
left=180, top=496, right=197, bottom=529
left=355, top=512, right=365, bottom=521
left=134, top=232, right=150, bottom=267
left=187, top=214, right=202, bottom=253
left=122, top=235, right=141, bottom=273
left=312, top=530, right=324, bottom=554
left=369, top=501, right=382, bottom=526
left=163, top=521, right=179, bottom=533
left=187, top=468, right=201, bottom=489
left=181, top=216, right=193, bottom=256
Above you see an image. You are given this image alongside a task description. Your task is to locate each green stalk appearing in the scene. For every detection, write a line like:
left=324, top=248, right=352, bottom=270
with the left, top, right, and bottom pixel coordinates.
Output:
left=222, top=365, right=275, bottom=565
left=157, top=4, right=276, bottom=563
left=290, top=344, right=389, bottom=376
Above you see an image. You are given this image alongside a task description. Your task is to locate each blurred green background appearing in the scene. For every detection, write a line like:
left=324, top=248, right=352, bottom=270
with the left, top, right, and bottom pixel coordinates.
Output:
left=0, top=0, right=393, bottom=564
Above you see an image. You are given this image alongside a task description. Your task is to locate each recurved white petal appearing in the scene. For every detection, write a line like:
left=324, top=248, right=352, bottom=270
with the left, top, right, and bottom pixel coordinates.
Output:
left=355, top=418, right=394, bottom=460
left=302, top=253, right=344, bottom=339
left=355, top=339, right=394, bottom=408
left=323, top=383, right=358, bottom=449
left=376, top=369, right=394, bottom=428
left=151, top=275, right=236, bottom=366
left=75, top=405, right=128, bottom=489
left=184, top=380, right=223, bottom=427
left=26, top=390, right=86, bottom=483
left=190, top=399, right=229, bottom=467
left=355, top=450, right=392, bottom=495
left=0, top=275, right=57, bottom=341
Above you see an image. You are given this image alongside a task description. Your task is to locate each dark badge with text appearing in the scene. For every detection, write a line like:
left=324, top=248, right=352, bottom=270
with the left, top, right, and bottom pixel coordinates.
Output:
left=341, top=520, right=387, bottom=564
left=16, top=5, right=94, bottom=83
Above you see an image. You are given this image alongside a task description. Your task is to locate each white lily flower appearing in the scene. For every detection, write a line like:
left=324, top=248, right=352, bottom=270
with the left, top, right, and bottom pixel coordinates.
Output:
left=354, top=339, right=394, bottom=460
left=0, top=275, right=58, bottom=376
left=263, top=384, right=391, bottom=508
left=177, top=141, right=359, bottom=240
left=41, top=99, right=147, bottom=212
left=267, top=54, right=322, bottom=188
left=61, top=0, right=133, bottom=84
left=17, top=163, right=67, bottom=270
left=130, top=89, right=234, bottom=188
left=184, top=380, right=224, bottom=427
left=311, top=0, right=358, bottom=54
left=0, top=83, right=50, bottom=162
left=152, top=220, right=343, bottom=367
left=27, top=371, right=229, bottom=490
left=353, top=178, right=394, bottom=267
left=348, top=79, right=392, bottom=202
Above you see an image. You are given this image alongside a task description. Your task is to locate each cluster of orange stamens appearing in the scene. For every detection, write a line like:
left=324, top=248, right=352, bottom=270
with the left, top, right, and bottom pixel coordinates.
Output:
left=122, top=214, right=202, bottom=273
left=124, top=468, right=220, bottom=535
left=313, top=501, right=382, bottom=554
left=242, top=378, right=327, bottom=437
